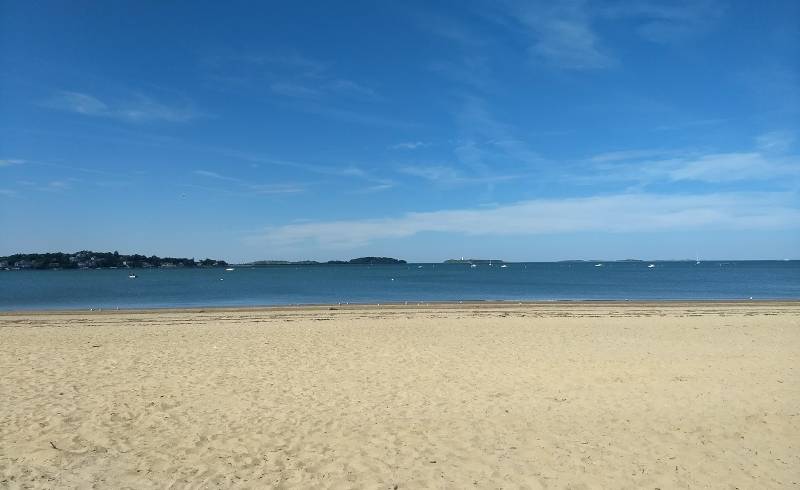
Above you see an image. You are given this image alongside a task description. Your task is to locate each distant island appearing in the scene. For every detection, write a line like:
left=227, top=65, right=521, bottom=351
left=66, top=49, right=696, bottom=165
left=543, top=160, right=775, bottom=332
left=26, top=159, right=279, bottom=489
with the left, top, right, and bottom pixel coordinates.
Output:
left=244, top=257, right=407, bottom=266
left=444, top=258, right=505, bottom=264
left=0, top=251, right=228, bottom=270
left=557, top=259, right=645, bottom=263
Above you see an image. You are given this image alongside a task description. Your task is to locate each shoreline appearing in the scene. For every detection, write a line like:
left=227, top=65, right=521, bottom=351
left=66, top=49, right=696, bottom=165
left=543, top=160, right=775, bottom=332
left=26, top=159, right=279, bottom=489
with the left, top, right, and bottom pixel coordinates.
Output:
left=2, top=298, right=799, bottom=316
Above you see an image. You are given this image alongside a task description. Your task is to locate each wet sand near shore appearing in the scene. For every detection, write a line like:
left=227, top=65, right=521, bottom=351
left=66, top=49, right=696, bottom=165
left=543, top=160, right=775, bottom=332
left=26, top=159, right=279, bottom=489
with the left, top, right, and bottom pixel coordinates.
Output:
left=2, top=302, right=798, bottom=488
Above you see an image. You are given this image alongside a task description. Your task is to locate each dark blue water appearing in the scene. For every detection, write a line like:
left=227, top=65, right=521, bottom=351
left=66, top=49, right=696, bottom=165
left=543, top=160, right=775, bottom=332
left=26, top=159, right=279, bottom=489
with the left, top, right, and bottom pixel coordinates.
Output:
left=1, top=261, right=798, bottom=310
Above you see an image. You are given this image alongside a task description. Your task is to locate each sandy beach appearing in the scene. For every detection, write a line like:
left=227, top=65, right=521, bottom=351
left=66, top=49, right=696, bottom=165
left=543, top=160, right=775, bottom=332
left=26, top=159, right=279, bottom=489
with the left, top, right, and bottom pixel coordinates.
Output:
left=1, top=302, right=798, bottom=489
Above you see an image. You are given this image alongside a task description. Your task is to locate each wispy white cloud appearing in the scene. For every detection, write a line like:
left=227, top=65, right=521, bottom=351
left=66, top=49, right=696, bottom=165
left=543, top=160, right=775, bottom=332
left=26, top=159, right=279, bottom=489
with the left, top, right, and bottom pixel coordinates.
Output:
left=12, top=178, right=80, bottom=192
left=192, top=146, right=392, bottom=189
left=475, top=1, right=722, bottom=71
left=599, top=0, right=725, bottom=44
left=398, top=164, right=524, bottom=185
left=0, top=189, right=17, bottom=197
left=453, top=95, right=546, bottom=174
left=10, top=158, right=136, bottom=180
left=666, top=152, right=796, bottom=182
left=42, top=91, right=200, bottom=123
left=398, top=165, right=462, bottom=182
left=382, top=96, right=548, bottom=191
left=589, top=149, right=676, bottom=163
left=498, top=1, right=613, bottom=70
left=248, top=192, right=800, bottom=249
left=194, top=168, right=305, bottom=195
left=0, top=158, right=26, bottom=167
left=653, top=118, right=727, bottom=132
left=757, top=130, right=796, bottom=153
left=269, top=82, right=322, bottom=99
left=326, top=79, right=380, bottom=100
left=390, top=141, right=429, bottom=150
left=45, top=180, right=73, bottom=190
left=584, top=148, right=800, bottom=184
left=352, top=182, right=395, bottom=194
left=205, top=50, right=398, bottom=127
left=248, top=183, right=305, bottom=195
left=529, top=16, right=611, bottom=69
left=193, top=169, right=240, bottom=182
left=209, top=51, right=381, bottom=101
left=14, top=178, right=82, bottom=193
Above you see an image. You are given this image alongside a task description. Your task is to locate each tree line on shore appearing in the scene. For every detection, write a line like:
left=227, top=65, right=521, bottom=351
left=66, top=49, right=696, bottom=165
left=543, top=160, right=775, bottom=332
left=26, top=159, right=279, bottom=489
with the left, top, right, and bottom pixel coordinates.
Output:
left=1, top=253, right=408, bottom=270
left=0, top=251, right=228, bottom=270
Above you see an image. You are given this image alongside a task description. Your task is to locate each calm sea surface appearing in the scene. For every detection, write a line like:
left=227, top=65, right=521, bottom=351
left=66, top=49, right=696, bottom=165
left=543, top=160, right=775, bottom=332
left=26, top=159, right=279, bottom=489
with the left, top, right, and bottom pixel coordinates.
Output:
left=1, top=261, right=798, bottom=311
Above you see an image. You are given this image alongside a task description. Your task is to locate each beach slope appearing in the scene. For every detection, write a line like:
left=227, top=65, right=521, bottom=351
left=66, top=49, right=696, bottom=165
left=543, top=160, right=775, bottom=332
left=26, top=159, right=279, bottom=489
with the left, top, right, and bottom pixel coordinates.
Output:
left=1, top=302, right=798, bottom=488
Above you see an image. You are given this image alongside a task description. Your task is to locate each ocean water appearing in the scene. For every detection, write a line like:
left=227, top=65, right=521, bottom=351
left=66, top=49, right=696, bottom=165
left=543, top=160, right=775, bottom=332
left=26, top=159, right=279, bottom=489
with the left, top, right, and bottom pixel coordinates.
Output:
left=1, top=261, right=798, bottom=311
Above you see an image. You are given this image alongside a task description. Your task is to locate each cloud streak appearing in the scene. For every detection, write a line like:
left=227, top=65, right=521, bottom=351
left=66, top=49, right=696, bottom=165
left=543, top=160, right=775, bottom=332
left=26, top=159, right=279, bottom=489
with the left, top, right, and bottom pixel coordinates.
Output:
left=599, top=0, right=724, bottom=44
left=584, top=149, right=800, bottom=184
left=477, top=1, right=723, bottom=71
left=194, top=169, right=305, bottom=195
left=666, top=153, right=795, bottom=182
left=398, top=164, right=527, bottom=185
left=43, top=91, right=200, bottom=123
left=250, top=192, right=800, bottom=249
left=207, top=50, right=393, bottom=126
left=490, top=1, right=612, bottom=70
left=390, top=141, right=429, bottom=150
left=757, top=131, right=796, bottom=153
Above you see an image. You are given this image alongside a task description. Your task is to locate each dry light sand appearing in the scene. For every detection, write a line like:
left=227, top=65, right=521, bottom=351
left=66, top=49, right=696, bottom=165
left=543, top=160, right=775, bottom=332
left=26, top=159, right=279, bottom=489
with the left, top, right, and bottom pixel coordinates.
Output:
left=1, top=302, right=799, bottom=489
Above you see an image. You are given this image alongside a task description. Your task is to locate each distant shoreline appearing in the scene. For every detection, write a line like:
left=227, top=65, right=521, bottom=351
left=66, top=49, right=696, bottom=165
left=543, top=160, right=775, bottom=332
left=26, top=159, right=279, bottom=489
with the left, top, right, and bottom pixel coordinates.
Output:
left=2, top=258, right=796, bottom=271
left=0, top=252, right=406, bottom=270
left=2, top=299, right=798, bottom=316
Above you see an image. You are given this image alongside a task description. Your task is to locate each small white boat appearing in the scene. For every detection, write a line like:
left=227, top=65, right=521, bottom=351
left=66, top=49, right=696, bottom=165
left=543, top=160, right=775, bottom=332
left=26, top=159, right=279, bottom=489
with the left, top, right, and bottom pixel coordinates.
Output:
left=470, top=264, right=477, bottom=268
left=417, top=265, right=423, bottom=269
left=128, top=273, right=137, bottom=279
left=594, top=263, right=603, bottom=267
left=225, top=267, right=234, bottom=271
left=648, top=264, right=655, bottom=268
left=500, top=264, right=508, bottom=268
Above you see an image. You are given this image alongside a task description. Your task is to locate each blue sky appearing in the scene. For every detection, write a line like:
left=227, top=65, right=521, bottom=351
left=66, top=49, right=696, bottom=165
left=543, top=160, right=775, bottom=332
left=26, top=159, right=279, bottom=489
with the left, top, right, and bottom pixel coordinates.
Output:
left=1, top=0, right=798, bottom=262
